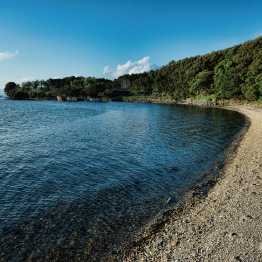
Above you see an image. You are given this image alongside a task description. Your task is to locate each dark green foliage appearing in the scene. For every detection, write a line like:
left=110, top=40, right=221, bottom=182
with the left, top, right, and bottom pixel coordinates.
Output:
left=241, top=71, right=259, bottom=100
left=207, top=46, right=241, bottom=99
left=4, top=82, right=18, bottom=97
left=189, top=70, right=214, bottom=96
left=13, top=90, right=29, bottom=99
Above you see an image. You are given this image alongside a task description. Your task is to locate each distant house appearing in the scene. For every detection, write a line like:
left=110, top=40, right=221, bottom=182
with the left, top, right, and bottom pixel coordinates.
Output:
left=57, top=94, right=67, bottom=101
left=67, top=96, right=77, bottom=101
left=110, top=89, right=132, bottom=97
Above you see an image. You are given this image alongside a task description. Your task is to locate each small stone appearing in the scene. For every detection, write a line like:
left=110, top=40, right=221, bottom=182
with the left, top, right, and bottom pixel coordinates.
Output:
left=155, top=239, right=163, bottom=246
left=234, top=255, right=241, bottom=261
left=217, top=163, right=224, bottom=170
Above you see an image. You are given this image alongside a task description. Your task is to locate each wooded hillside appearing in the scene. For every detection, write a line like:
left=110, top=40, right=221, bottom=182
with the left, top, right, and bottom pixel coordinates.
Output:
left=116, top=36, right=262, bottom=101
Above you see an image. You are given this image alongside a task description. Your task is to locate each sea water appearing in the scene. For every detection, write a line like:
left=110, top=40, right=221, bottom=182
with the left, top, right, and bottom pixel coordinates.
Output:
left=0, top=99, right=245, bottom=261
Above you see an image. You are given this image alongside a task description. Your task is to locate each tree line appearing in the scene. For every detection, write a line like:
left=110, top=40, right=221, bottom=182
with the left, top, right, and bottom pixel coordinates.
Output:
left=5, top=36, right=262, bottom=102
left=4, top=76, right=115, bottom=99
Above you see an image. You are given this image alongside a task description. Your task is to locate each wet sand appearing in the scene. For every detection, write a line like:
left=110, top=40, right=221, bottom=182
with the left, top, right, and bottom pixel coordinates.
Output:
left=113, top=104, right=262, bottom=262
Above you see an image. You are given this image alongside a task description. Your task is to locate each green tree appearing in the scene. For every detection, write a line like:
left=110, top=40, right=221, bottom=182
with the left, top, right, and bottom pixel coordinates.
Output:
left=63, top=85, right=79, bottom=97
left=4, top=82, right=18, bottom=97
left=241, top=71, right=259, bottom=100
left=212, top=46, right=242, bottom=99
left=13, top=90, right=29, bottom=99
left=189, top=70, right=214, bottom=96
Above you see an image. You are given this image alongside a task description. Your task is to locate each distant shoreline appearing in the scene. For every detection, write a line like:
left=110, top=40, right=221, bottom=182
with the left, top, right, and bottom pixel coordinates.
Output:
left=3, top=96, right=262, bottom=109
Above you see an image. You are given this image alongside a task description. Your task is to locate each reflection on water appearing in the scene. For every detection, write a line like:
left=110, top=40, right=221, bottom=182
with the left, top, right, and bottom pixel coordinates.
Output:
left=0, top=100, right=245, bottom=261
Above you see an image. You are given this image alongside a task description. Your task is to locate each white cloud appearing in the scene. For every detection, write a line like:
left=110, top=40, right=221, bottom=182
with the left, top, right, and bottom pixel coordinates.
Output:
left=0, top=50, right=19, bottom=61
left=53, top=77, right=60, bottom=79
left=103, top=56, right=159, bottom=78
left=19, top=77, right=36, bottom=83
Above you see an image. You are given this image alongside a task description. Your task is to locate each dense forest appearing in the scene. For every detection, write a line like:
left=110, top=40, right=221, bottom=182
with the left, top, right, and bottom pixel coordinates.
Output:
left=4, top=36, right=262, bottom=102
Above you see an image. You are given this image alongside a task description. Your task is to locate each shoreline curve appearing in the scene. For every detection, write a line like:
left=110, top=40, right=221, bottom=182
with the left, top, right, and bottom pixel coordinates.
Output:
left=112, top=104, right=262, bottom=262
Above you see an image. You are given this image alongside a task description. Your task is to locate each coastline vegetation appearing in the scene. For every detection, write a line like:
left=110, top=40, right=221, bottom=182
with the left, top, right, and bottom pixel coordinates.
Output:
left=4, top=36, right=262, bottom=104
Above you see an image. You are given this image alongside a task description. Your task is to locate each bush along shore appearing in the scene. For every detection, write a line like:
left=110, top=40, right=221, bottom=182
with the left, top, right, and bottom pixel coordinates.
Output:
left=121, top=97, right=218, bottom=107
left=3, top=36, right=262, bottom=105
left=104, top=96, right=262, bottom=109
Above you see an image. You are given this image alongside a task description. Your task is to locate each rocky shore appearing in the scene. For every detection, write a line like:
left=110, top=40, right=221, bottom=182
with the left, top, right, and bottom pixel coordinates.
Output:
left=110, top=104, right=262, bottom=262
left=122, top=97, right=218, bottom=107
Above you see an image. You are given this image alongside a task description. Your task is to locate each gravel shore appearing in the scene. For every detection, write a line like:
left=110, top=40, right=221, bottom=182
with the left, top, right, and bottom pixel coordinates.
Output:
left=113, top=104, right=262, bottom=262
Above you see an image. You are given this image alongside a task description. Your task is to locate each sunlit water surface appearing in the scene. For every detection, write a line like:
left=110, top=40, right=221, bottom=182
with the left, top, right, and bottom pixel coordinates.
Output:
left=0, top=99, right=245, bottom=261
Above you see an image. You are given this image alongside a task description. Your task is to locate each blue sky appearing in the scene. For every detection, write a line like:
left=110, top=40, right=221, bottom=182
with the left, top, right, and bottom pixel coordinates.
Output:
left=1, top=0, right=262, bottom=94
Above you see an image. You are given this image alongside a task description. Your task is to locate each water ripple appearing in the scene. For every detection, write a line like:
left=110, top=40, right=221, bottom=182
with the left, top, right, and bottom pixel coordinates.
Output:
left=0, top=99, right=245, bottom=261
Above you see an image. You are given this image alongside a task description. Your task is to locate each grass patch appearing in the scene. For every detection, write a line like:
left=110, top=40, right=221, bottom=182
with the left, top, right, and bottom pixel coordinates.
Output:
left=194, top=94, right=216, bottom=101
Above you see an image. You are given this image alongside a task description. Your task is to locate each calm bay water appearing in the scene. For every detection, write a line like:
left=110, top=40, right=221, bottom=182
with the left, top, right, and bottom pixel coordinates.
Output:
left=0, top=99, right=245, bottom=261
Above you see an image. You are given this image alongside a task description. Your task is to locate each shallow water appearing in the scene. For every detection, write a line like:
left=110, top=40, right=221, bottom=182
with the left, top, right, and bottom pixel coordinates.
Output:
left=0, top=99, right=245, bottom=261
